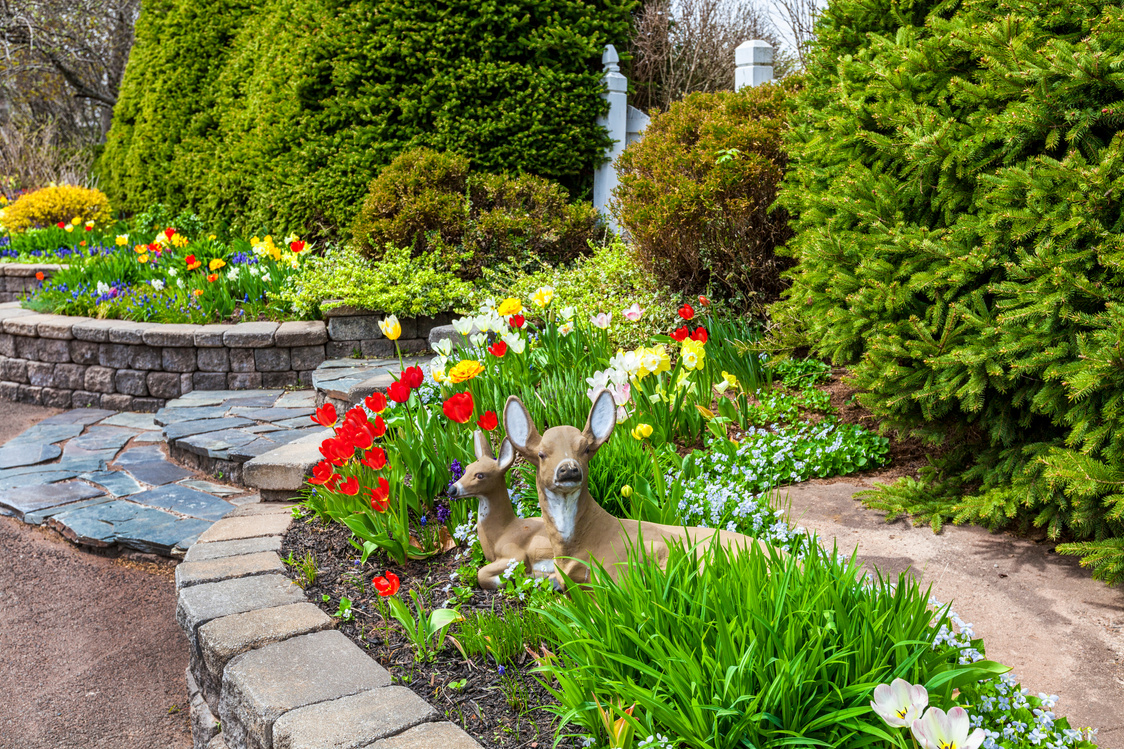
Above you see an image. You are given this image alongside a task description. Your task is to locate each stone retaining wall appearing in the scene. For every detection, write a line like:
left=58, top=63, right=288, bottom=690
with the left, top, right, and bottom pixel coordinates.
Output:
left=176, top=505, right=483, bottom=749
left=0, top=306, right=446, bottom=412
left=0, top=262, right=61, bottom=302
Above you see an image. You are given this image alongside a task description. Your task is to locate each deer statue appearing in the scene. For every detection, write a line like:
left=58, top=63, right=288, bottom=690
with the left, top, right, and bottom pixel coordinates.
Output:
left=448, top=430, right=557, bottom=590
left=502, top=389, right=762, bottom=587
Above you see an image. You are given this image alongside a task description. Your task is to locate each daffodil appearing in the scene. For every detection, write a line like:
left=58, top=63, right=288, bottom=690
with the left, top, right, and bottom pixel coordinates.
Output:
left=630, top=423, right=653, bottom=440
left=432, top=367, right=447, bottom=384
left=531, top=286, right=554, bottom=307
left=172, top=233, right=189, bottom=248
left=379, top=314, right=402, bottom=341
left=558, top=322, right=574, bottom=336
left=680, top=339, right=706, bottom=371
left=497, top=297, right=522, bottom=316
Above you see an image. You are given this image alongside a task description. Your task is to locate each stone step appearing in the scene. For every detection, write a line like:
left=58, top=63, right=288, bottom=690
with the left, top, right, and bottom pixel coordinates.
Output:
left=241, top=431, right=327, bottom=500
left=311, top=356, right=428, bottom=409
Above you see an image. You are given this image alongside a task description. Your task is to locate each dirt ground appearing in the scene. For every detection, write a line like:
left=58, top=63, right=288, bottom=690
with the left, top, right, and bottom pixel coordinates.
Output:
left=784, top=480, right=1124, bottom=748
left=0, top=401, right=192, bottom=749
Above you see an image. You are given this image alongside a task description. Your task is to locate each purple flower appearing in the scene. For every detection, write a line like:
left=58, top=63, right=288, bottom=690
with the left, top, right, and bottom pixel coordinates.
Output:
left=436, top=505, right=450, bottom=525
left=497, top=665, right=505, bottom=676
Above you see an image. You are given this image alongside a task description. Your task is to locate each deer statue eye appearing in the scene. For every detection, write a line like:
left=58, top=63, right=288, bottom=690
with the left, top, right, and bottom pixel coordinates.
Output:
left=475, top=473, right=486, bottom=480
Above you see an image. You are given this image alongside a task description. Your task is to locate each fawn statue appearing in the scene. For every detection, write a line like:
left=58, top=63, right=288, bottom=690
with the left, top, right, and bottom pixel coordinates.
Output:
left=502, top=389, right=762, bottom=587
left=448, top=430, right=556, bottom=590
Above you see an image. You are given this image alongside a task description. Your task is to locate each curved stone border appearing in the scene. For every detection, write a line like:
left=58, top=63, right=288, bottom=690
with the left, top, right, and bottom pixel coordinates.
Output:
left=176, top=504, right=484, bottom=749
left=0, top=262, right=61, bottom=302
left=0, top=305, right=444, bottom=412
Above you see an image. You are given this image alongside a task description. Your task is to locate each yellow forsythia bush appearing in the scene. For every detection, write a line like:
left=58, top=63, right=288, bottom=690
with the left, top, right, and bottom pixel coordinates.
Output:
left=2, top=185, right=112, bottom=232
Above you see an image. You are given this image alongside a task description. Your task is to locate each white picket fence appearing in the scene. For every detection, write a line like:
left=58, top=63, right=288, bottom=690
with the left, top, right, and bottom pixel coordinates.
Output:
left=593, top=40, right=775, bottom=229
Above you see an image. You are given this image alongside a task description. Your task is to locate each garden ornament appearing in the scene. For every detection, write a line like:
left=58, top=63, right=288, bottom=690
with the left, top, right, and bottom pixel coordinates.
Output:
left=448, top=430, right=556, bottom=590
left=503, top=389, right=761, bottom=587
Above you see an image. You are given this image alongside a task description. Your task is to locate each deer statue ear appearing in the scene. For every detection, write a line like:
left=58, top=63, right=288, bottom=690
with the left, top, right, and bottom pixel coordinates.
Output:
left=473, top=430, right=494, bottom=461
left=496, top=439, right=515, bottom=471
left=583, top=388, right=617, bottom=452
left=503, top=395, right=540, bottom=457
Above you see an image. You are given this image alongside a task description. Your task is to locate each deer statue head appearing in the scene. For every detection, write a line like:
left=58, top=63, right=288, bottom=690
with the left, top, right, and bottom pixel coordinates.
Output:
left=449, top=431, right=514, bottom=516
left=503, top=389, right=616, bottom=546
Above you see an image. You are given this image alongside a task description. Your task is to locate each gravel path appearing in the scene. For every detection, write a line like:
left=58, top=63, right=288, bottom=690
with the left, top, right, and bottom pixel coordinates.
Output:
left=0, top=401, right=191, bottom=749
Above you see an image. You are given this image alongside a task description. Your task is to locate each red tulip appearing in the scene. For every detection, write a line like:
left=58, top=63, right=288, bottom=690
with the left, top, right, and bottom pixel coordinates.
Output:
left=345, top=424, right=373, bottom=451
left=690, top=327, right=708, bottom=343
left=290, top=240, right=305, bottom=253
left=185, top=254, right=196, bottom=266
left=670, top=326, right=689, bottom=342
left=309, top=460, right=335, bottom=485
left=365, top=392, right=387, bottom=413
left=509, top=314, right=525, bottom=328
left=401, top=366, right=424, bottom=389
left=367, top=477, right=390, bottom=512
left=387, top=379, right=411, bottom=403
left=35, top=272, right=45, bottom=281
left=488, top=340, right=507, bottom=358
left=698, top=295, right=711, bottom=307
left=338, top=476, right=360, bottom=496
left=476, top=410, right=498, bottom=431
left=360, top=446, right=387, bottom=470
left=369, top=414, right=387, bottom=438
left=312, top=402, right=337, bottom=427
left=324, top=473, right=341, bottom=492
left=372, top=569, right=400, bottom=596
left=164, top=228, right=176, bottom=240
left=56, top=221, right=65, bottom=229
left=678, top=303, right=695, bottom=321
left=320, top=436, right=354, bottom=466
left=84, top=225, right=93, bottom=232
left=443, top=392, right=474, bottom=424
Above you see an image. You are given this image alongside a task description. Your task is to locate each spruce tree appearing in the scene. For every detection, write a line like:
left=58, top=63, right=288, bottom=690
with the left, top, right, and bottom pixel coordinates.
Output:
left=776, top=0, right=1124, bottom=582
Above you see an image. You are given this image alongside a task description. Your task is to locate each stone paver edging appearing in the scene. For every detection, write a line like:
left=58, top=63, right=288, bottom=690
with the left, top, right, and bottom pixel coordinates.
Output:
left=0, top=262, right=61, bottom=302
left=0, top=301, right=446, bottom=412
left=177, top=506, right=484, bottom=749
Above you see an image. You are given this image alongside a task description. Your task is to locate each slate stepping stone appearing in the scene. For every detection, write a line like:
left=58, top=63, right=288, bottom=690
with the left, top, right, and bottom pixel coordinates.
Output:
left=17, top=423, right=85, bottom=444
left=274, top=416, right=314, bottom=429
left=244, top=423, right=284, bottom=434
left=179, top=479, right=244, bottom=497
left=264, top=428, right=323, bottom=446
left=133, top=432, right=165, bottom=443
left=49, top=501, right=131, bottom=546
left=227, top=438, right=282, bottom=462
left=131, top=484, right=235, bottom=521
left=114, top=445, right=166, bottom=466
left=69, top=426, right=138, bottom=452
left=0, top=469, right=80, bottom=490
left=229, top=407, right=316, bottom=423
left=154, top=406, right=231, bottom=427
left=165, top=392, right=243, bottom=408
left=0, top=442, right=62, bottom=468
left=274, top=390, right=317, bottom=409
left=163, top=417, right=254, bottom=443
left=116, top=514, right=212, bottom=556
left=39, top=409, right=117, bottom=426
left=177, top=428, right=260, bottom=460
left=124, top=459, right=195, bottom=486
left=97, top=412, right=160, bottom=430
left=220, top=395, right=281, bottom=408
left=23, top=496, right=114, bottom=526
left=60, top=445, right=120, bottom=464
left=0, top=481, right=105, bottom=520
left=81, top=470, right=145, bottom=497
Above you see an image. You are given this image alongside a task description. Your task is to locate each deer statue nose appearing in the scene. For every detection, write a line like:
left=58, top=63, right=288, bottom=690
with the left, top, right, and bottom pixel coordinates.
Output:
left=447, top=482, right=461, bottom=498
left=555, top=460, right=582, bottom=484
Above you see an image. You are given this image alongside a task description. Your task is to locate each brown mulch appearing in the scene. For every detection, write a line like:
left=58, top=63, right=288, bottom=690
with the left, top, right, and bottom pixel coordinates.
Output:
left=279, top=518, right=582, bottom=749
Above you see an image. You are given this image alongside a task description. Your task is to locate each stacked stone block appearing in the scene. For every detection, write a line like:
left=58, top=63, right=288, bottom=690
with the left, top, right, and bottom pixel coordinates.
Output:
left=0, top=263, right=60, bottom=303
left=323, top=305, right=449, bottom=359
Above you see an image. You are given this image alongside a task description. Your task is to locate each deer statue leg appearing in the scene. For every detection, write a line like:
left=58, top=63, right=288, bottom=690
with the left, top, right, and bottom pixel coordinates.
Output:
left=476, top=558, right=516, bottom=590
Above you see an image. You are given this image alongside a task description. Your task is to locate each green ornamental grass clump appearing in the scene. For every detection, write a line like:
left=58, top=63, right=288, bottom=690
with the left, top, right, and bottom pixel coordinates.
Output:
left=100, top=0, right=632, bottom=237
left=536, top=537, right=1002, bottom=748
left=774, top=0, right=1124, bottom=582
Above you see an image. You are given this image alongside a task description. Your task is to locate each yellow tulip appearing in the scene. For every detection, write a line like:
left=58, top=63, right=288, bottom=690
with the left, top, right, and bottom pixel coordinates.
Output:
left=630, top=423, right=653, bottom=440
left=138, top=253, right=150, bottom=263
left=115, top=234, right=129, bottom=246
left=448, top=359, right=484, bottom=383
left=497, top=297, right=523, bottom=316
left=209, top=258, right=226, bottom=271
left=378, top=314, right=402, bottom=341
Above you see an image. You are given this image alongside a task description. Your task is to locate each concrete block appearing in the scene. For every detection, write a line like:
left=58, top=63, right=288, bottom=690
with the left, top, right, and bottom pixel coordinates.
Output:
left=274, top=321, right=328, bottom=347
left=98, top=342, right=133, bottom=369
left=0, top=333, right=14, bottom=358
left=15, top=334, right=38, bottom=361
left=130, top=344, right=163, bottom=370
left=37, top=338, right=71, bottom=363
left=242, top=435, right=324, bottom=493
left=101, top=393, right=135, bottom=411
left=68, top=339, right=100, bottom=364
left=176, top=574, right=306, bottom=655
left=163, top=347, right=198, bottom=373
left=271, top=687, right=436, bottom=749
left=223, top=322, right=278, bottom=348
left=176, top=551, right=286, bottom=590
left=197, top=324, right=236, bottom=347
left=27, top=361, right=55, bottom=388
left=228, top=373, right=263, bottom=390
left=183, top=535, right=283, bottom=563
left=261, top=371, right=297, bottom=389
left=195, top=513, right=292, bottom=544
left=3, top=313, right=42, bottom=336
left=230, top=349, right=256, bottom=373
left=144, top=323, right=202, bottom=347
left=40, top=387, right=72, bottom=409
left=72, top=390, right=101, bottom=408
left=71, top=318, right=116, bottom=342
left=84, top=365, right=115, bottom=394
left=115, top=369, right=149, bottom=396
left=194, top=372, right=229, bottom=390
left=327, top=316, right=381, bottom=342
left=148, top=371, right=182, bottom=399
left=35, top=315, right=78, bottom=340
left=254, top=348, right=290, bottom=372
left=107, top=321, right=154, bottom=345
left=289, top=346, right=325, bottom=372
left=199, top=348, right=231, bottom=372
left=53, top=363, right=87, bottom=390
left=218, top=631, right=390, bottom=749
left=326, top=341, right=361, bottom=360
left=365, top=722, right=482, bottom=749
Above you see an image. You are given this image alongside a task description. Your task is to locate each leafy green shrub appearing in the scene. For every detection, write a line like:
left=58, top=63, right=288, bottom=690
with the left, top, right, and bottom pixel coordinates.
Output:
left=612, top=81, right=797, bottom=313
left=482, top=239, right=680, bottom=349
left=277, top=245, right=473, bottom=318
left=1, top=185, right=111, bottom=232
left=536, top=538, right=998, bottom=748
left=101, top=0, right=632, bottom=237
left=351, top=148, right=604, bottom=278
left=774, top=0, right=1124, bottom=583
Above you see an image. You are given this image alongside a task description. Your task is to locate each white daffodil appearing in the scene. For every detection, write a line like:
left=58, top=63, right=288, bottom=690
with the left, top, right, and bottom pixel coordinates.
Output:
left=586, top=370, right=611, bottom=392
left=871, top=679, right=928, bottom=728
left=150, top=279, right=165, bottom=291
left=910, top=707, right=985, bottom=749
left=558, top=321, right=574, bottom=336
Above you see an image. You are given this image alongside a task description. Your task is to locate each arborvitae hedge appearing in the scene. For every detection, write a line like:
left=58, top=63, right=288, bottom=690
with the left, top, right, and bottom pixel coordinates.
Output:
left=100, top=0, right=634, bottom=237
left=775, top=0, right=1124, bottom=582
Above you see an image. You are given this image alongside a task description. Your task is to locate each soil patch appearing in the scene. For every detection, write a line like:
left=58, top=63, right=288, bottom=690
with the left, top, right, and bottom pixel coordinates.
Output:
left=281, top=516, right=581, bottom=749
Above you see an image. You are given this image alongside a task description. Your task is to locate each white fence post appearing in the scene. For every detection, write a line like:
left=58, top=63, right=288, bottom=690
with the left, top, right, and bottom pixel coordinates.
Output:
left=593, top=45, right=628, bottom=229
left=735, top=40, right=774, bottom=90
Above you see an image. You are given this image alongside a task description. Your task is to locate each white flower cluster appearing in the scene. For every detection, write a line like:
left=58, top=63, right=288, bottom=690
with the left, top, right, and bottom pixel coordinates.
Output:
left=451, top=511, right=476, bottom=544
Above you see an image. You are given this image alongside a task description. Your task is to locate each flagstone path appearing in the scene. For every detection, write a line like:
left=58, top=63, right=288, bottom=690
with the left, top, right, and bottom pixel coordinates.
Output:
left=0, top=388, right=328, bottom=557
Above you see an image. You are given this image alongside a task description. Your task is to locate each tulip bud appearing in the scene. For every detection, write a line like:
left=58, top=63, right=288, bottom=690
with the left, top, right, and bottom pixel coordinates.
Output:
left=621, top=485, right=633, bottom=498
